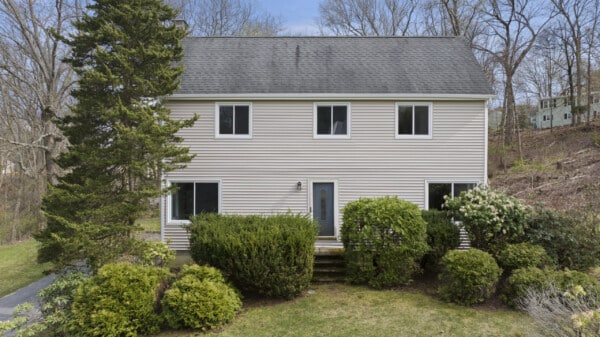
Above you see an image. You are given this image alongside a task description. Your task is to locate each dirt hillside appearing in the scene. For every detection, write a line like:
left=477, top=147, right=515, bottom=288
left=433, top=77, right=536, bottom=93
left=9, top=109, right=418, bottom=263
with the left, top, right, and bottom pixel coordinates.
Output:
left=488, top=119, right=600, bottom=212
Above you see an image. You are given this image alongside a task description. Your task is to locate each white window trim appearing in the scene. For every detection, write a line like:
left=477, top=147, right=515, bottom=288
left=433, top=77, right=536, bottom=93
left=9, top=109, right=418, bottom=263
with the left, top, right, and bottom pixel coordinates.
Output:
left=308, top=179, right=339, bottom=238
left=424, top=180, right=480, bottom=210
left=215, top=102, right=253, bottom=139
left=166, top=179, right=222, bottom=224
left=395, top=102, right=433, bottom=139
left=313, top=102, right=351, bottom=139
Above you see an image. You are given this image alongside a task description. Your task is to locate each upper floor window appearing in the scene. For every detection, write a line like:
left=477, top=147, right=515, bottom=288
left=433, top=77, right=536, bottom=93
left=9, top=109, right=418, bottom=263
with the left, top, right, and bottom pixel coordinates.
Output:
left=314, top=103, right=350, bottom=138
left=216, top=103, right=251, bottom=138
left=396, top=103, right=432, bottom=139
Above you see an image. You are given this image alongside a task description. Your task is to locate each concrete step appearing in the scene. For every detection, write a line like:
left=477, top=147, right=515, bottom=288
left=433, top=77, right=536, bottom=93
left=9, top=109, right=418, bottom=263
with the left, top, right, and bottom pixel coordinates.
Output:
left=313, top=252, right=345, bottom=283
left=457, top=227, right=471, bottom=250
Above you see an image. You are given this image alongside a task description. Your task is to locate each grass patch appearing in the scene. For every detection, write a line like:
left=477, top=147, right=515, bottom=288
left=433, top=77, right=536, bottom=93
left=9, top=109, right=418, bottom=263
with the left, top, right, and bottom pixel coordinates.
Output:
left=155, top=283, right=534, bottom=337
left=136, top=217, right=160, bottom=232
left=509, top=159, right=548, bottom=174
left=0, top=240, right=50, bottom=297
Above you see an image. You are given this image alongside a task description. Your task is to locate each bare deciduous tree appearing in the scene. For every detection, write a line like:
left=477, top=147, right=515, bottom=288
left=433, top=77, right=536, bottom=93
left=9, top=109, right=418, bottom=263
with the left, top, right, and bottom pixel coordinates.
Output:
left=550, top=0, right=600, bottom=126
left=583, top=0, right=600, bottom=125
left=0, top=0, right=79, bottom=243
left=421, top=0, right=485, bottom=45
left=169, top=0, right=283, bottom=36
left=477, top=0, right=552, bottom=144
left=318, top=0, right=418, bottom=36
left=0, top=0, right=78, bottom=183
left=522, top=27, right=565, bottom=130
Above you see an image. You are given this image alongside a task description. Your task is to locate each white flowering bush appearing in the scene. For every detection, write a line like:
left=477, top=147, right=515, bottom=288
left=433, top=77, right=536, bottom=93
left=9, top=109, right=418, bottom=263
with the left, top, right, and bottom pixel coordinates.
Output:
left=443, top=186, right=530, bottom=254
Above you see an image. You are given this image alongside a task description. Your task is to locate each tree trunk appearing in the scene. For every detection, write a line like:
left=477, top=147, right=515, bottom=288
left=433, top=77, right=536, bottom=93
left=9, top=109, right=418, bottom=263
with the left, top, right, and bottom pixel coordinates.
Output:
left=42, top=107, right=61, bottom=185
left=575, top=35, right=583, bottom=126
left=504, top=73, right=516, bottom=145
left=11, top=178, right=23, bottom=242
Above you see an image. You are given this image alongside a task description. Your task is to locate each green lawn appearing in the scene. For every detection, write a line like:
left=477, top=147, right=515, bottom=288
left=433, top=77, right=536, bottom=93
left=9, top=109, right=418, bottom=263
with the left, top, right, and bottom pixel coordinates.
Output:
left=0, top=240, right=50, bottom=297
left=156, top=283, right=535, bottom=337
left=136, top=217, right=160, bottom=232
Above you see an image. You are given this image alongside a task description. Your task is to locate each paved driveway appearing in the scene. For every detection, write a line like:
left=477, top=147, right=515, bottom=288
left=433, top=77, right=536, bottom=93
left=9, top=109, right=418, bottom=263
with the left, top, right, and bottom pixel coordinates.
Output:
left=0, top=274, right=56, bottom=321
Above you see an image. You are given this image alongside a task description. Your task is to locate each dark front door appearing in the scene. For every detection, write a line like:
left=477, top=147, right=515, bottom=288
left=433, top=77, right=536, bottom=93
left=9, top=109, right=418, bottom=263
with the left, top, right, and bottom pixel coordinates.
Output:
left=313, top=183, right=334, bottom=236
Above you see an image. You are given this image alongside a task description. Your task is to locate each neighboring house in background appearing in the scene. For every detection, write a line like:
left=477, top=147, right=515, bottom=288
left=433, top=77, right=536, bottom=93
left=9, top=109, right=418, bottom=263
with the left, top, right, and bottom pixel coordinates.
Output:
left=161, top=37, right=494, bottom=250
left=534, top=93, right=600, bottom=129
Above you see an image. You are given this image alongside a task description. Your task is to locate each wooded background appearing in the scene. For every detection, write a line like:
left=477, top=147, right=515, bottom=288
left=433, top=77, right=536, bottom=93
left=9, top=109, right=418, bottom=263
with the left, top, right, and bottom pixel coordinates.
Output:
left=1, top=0, right=599, bottom=244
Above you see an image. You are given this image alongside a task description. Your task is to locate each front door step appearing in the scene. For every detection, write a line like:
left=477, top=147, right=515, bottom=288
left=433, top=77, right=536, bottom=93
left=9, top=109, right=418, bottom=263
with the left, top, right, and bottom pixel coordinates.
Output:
left=313, top=251, right=345, bottom=283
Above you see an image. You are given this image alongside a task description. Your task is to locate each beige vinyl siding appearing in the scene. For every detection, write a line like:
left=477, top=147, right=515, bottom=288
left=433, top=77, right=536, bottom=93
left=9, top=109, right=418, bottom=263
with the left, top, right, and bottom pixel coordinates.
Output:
left=162, top=100, right=486, bottom=250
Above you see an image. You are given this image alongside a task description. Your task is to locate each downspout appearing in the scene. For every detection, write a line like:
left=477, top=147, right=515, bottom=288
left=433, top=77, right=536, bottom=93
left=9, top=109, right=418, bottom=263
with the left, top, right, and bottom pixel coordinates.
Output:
left=484, top=99, right=489, bottom=186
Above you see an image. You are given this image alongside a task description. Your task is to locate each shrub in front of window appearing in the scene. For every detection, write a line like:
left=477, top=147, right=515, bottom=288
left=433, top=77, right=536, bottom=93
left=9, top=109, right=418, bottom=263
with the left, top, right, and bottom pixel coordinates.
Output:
left=502, top=267, right=600, bottom=308
left=420, top=209, right=460, bottom=274
left=444, top=186, right=530, bottom=255
left=341, top=196, right=429, bottom=288
left=188, top=213, right=317, bottom=299
left=496, top=242, right=553, bottom=273
left=70, top=263, right=170, bottom=336
left=438, top=249, right=502, bottom=305
left=162, top=265, right=242, bottom=330
left=525, top=206, right=600, bottom=271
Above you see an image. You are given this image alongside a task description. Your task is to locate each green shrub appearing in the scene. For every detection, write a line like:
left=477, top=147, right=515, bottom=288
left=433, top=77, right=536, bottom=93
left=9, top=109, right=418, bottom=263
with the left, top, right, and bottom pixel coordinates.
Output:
left=503, top=267, right=600, bottom=308
left=438, top=249, right=502, bottom=305
left=135, top=240, right=176, bottom=267
left=444, top=186, right=530, bottom=254
left=341, top=196, right=429, bottom=288
left=526, top=206, right=600, bottom=270
left=496, top=243, right=553, bottom=272
left=502, top=267, right=551, bottom=307
left=70, top=263, right=170, bottom=337
left=0, top=270, right=87, bottom=337
left=162, top=265, right=242, bottom=330
left=189, top=213, right=317, bottom=299
left=179, top=262, right=227, bottom=282
left=421, top=210, right=460, bottom=273
left=37, top=270, right=87, bottom=336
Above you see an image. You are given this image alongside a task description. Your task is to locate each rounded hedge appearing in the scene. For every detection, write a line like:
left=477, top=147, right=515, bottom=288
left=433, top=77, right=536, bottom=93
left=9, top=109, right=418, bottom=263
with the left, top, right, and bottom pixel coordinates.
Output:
left=341, top=196, right=428, bottom=288
left=162, top=265, right=242, bottom=330
left=189, top=213, right=317, bottom=299
left=525, top=206, right=600, bottom=270
left=438, top=249, right=502, bottom=305
left=502, top=267, right=600, bottom=308
left=70, top=263, right=170, bottom=336
left=496, top=243, right=553, bottom=272
left=421, top=209, right=460, bottom=274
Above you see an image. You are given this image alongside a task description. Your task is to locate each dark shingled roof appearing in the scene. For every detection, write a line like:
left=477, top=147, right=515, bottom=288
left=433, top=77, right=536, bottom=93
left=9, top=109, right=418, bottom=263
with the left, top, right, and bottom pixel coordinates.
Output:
left=177, top=37, right=494, bottom=96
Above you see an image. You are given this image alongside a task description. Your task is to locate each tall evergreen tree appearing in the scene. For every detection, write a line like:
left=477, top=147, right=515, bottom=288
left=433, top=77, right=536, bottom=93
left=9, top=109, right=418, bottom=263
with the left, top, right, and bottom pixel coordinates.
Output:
left=36, top=0, right=196, bottom=270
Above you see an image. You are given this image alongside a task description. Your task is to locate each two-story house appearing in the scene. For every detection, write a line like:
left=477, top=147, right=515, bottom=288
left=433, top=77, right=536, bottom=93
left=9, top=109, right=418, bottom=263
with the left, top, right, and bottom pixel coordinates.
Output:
left=534, top=94, right=600, bottom=129
left=161, top=37, right=494, bottom=250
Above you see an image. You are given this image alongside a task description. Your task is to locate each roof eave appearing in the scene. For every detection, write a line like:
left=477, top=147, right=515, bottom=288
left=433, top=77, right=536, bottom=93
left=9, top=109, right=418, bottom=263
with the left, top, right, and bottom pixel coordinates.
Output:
left=167, top=93, right=496, bottom=101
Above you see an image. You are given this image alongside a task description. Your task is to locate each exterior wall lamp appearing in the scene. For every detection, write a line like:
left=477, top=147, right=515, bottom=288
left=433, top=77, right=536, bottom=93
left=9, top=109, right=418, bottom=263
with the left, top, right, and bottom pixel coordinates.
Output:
left=296, top=181, right=302, bottom=191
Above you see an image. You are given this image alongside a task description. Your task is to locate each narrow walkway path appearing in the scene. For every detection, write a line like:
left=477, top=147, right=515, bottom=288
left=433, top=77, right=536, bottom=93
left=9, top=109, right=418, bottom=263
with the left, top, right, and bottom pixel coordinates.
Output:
left=0, top=274, right=56, bottom=321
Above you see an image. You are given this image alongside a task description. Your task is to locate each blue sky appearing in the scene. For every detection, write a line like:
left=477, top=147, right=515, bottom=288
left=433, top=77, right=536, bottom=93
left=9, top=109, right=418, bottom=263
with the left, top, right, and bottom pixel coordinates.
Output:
left=256, top=0, right=321, bottom=35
